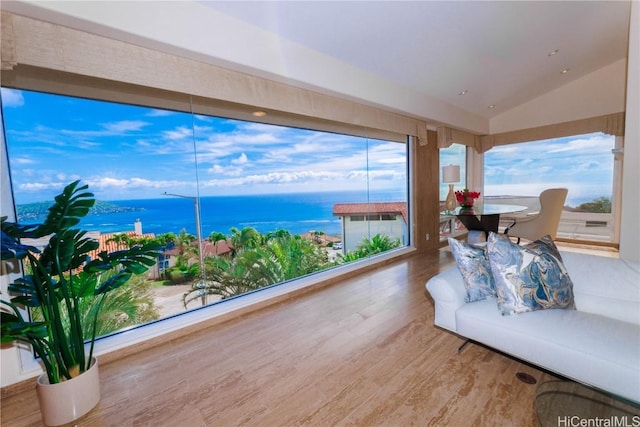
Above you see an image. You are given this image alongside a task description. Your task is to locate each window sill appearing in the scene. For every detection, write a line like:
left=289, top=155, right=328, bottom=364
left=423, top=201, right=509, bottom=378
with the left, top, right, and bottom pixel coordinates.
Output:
left=67, top=246, right=414, bottom=370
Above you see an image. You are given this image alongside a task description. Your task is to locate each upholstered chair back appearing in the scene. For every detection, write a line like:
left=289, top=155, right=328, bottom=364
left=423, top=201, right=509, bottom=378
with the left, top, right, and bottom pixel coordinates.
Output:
left=505, top=188, right=568, bottom=242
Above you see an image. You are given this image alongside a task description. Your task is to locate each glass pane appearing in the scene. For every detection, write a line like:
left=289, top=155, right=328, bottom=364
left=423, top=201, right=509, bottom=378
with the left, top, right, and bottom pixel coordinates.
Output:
left=439, top=143, right=467, bottom=200
left=439, top=143, right=466, bottom=240
left=188, top=121, right=408, bottom=308
left=2, top=88, right=409, bottom=336
left=484, top=133, right=615, bottom=242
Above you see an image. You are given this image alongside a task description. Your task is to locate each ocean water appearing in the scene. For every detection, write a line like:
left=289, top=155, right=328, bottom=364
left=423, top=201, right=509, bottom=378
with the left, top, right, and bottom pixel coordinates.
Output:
left=75, top=190, right=406, bottom=238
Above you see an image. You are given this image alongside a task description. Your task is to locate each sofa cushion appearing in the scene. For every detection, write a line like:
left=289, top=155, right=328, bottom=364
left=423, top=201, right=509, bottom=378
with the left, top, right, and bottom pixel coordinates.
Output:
left=486, top=233, right=575, bottom=315
left=448, top=237, right=496, bottom=302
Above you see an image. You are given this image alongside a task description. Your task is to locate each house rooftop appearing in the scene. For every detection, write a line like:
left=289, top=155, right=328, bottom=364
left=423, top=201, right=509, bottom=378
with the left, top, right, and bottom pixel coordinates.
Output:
left=333, top=202, right=408, bottom=224
left=201, top=240, right=233, bottom=257
left=90, top=231, right=156, bottom=260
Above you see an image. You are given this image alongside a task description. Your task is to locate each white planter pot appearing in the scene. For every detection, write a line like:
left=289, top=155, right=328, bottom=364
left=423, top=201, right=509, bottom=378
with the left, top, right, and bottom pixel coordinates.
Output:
left=36, top=357, right=101, bottom=426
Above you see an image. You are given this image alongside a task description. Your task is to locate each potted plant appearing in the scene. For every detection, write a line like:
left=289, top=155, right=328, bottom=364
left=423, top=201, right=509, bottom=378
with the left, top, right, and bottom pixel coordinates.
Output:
left=0, top=181, right=159, bottom=426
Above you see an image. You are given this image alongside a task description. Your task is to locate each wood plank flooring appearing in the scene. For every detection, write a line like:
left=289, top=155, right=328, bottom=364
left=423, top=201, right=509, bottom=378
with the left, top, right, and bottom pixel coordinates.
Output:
left=1, top=248, right=556, bottom=426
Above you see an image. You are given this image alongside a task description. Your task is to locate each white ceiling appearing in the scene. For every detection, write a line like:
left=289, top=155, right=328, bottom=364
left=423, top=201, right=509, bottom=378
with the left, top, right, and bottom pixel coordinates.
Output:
left=203, top=1, right=630, bottom=120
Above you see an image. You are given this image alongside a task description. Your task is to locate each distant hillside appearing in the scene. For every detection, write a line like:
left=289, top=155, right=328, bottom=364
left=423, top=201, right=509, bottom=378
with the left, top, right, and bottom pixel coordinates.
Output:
left=16, top=200, right=143, bottom=222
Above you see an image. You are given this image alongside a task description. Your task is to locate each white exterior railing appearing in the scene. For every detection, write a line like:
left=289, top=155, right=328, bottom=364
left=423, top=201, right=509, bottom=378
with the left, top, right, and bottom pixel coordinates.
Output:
left=440, top=196, right=616, bottom=243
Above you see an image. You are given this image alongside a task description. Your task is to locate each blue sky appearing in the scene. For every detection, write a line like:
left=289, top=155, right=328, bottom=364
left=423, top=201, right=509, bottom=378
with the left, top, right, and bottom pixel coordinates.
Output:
left=2, top=88, right=613, bottom=207
left=484, top=133, right=614, bottom=206
left=2, top=89, right=407, bottom=204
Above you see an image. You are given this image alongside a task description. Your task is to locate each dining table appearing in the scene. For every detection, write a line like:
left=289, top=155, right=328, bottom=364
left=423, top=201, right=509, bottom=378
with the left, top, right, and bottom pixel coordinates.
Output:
left=446, top=203, right=528, bottom=242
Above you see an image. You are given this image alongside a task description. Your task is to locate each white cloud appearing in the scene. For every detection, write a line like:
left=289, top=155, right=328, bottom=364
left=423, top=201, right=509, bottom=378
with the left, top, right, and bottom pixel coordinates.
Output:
left=232, top=153, right=249, bottom=165
left=377, top=157, right=406, bottom=165
left=85, top=177, right=188, bottom=190
left=18, top=182, right=55, bottom=191
left=55, top=173, right=81, bottom=182
left=208, top=164, right=244, bottom=177
left=194, top=114, right=213, bottom=122
left=200, top=170, right=342, bottom=188
left=12, top=156, right=35, bottom=165
left=87, top=177, right=130, bottom=188
left=547, top=135, right=612, bottom=154
left=102, top=120, right=149, bottom=133
left=146, top=109, right=174, bottom=117
left=209, top=164, right=225, bottom=174
left=163, top=127, right=195, bottom=141
left=346, top=170, right=368, bottom=181
left=1, top=88, right=25, bottom=107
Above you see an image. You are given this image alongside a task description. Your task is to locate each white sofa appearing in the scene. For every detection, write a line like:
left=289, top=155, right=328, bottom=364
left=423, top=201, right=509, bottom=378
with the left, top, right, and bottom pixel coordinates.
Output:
left=426, top=250, right=640, bottom=404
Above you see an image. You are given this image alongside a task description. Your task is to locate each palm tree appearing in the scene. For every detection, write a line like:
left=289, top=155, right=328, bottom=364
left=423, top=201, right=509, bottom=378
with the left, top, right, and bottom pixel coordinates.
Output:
left=182, top=231, right=333, bottom=308
left=207, top=231, right=228, bottom=257
left=341, top=233, right=401, bottom=262
left=107, top=233, right=133, bottom=247
left=156, top=232, right=178, bottom=247
left=175, top=228, right=197, bottom=266
left=229, top=226, right=262, bottom=252
left=360, top=233, right=401, bottom=254
left=265, top=229, right=291, bottom=240
left=265, top=234, right=330, bottom=280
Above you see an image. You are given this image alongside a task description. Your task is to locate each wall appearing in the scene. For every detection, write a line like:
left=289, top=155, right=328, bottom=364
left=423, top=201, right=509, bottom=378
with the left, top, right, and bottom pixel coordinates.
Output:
left=413, top=132, right=441, bottom=252
left=342, top=217, right=407, bottom=253
left=489, top=59, right=627, bottom=134
left=619, top=1, right=640, bottom=262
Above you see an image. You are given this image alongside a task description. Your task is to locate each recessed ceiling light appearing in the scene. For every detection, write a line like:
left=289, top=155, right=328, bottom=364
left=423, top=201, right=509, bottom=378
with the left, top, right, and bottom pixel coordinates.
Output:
left=561, top=68, right=570, bottom=74
left=252, top=111, right=267, bottom=117
left=548, top=49, right=559, bottom=56
left=488, top=105, right=495, bottom=109
left=459, top=90, right=468, bottom=95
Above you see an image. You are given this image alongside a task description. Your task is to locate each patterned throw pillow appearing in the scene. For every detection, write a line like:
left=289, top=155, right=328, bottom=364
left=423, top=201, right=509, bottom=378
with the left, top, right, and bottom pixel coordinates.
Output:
left=448, top=237, right=496, bottom=302
left=486, top=233, right=576, bottom=316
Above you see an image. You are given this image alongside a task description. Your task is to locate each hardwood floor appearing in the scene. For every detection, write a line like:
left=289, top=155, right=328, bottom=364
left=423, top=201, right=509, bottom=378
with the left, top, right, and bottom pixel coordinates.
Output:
left=1, top=248, right=556, bottom=426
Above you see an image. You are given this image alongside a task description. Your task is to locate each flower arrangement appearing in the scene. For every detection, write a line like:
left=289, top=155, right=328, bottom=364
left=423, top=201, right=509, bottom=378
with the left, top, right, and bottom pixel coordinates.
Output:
left=455, top=189, right=481, bottom=208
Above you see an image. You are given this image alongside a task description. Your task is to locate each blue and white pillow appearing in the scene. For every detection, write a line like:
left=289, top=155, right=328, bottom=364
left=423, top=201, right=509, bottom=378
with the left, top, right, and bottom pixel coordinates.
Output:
left=448, top=237, right=496, bottom=303
left=486, top=233, right=575, bottom=316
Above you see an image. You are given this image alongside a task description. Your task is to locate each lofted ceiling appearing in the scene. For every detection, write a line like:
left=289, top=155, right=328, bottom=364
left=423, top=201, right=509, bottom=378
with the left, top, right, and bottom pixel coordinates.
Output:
left=203, top=1, right=631, bottom=121
left=0, top=0, right=631, bottom=133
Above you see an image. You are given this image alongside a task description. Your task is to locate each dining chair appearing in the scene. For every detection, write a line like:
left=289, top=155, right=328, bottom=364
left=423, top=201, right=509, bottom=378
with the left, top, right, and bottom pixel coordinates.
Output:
left=504, top=188, right=568, bottom=243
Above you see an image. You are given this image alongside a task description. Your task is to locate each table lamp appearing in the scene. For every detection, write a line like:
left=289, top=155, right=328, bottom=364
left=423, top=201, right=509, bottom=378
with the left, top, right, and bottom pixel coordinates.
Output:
left=442, top=164, right=460, bottom=212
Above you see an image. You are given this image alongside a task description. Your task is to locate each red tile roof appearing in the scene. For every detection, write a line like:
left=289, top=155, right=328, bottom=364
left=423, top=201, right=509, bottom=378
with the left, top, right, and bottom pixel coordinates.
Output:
left=202, top=239, right=233, bottom=256
left=299, top=232, right=341, bottom=246
left=333, top=202, right=408, bottom=224
left=89, top=231, right=156, bottom=260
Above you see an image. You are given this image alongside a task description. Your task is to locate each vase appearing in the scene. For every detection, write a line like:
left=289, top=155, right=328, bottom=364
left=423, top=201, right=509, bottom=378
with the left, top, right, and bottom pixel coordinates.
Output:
left=36, top=357, right=101, bottom=426
left=459, top=196, right=476, bottom=208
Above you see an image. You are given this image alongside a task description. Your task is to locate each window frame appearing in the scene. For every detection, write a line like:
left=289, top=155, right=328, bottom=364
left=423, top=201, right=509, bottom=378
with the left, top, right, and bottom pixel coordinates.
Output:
left=481, top=132, right=620, bottom=245
left=1, top=86, right=417, bottom=379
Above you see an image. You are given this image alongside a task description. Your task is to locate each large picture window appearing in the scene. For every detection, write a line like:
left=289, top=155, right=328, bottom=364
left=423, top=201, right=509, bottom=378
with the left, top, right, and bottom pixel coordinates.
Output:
left=2, top=88, right=409, bottom=337
left=484, top=132, right=617, bottom=243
